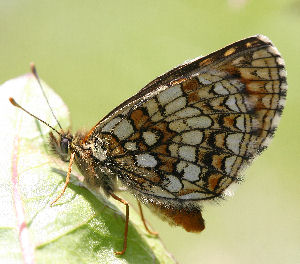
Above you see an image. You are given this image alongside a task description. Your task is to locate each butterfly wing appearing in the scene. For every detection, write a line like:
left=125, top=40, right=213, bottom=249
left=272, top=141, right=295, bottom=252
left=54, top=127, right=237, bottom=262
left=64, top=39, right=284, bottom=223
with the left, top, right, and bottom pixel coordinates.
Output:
left=84, top=35, right=287, bottom=231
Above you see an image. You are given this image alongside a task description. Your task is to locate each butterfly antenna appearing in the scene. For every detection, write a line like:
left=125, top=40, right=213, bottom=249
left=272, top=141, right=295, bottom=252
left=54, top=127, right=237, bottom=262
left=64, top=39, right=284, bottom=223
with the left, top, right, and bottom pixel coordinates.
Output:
left=9, top=97, right=62, bottom=136
left=30, top=62, right=63, bottom=131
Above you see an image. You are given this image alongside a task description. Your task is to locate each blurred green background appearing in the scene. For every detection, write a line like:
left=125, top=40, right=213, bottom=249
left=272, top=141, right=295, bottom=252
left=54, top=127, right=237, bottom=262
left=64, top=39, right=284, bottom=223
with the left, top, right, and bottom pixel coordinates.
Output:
left=1, top=0, right=299, bottom=263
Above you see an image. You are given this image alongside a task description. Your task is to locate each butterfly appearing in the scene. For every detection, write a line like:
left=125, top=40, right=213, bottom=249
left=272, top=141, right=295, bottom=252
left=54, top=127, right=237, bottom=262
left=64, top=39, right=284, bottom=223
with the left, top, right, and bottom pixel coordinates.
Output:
left=10, top=34, right=287, bottom=255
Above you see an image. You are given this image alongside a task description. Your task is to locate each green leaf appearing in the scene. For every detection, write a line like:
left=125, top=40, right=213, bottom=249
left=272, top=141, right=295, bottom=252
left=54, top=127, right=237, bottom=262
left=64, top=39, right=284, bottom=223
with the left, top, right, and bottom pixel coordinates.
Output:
left=0, top=74, right=176, bottom=264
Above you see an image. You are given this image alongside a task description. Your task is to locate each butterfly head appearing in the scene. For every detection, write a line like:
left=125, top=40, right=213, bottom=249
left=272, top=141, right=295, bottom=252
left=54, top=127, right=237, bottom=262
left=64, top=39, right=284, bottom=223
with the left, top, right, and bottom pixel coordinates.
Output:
left=49, top=131, right=73, bottom=162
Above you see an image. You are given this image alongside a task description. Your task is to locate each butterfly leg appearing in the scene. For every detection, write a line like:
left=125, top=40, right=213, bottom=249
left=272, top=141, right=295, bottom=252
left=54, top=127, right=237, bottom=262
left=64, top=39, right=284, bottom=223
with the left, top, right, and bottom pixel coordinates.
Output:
left=50, top=152, right=75, bottom=206
left=137, top=199, right=158, bottom=236
left=110, top=193, right=129, bottom=255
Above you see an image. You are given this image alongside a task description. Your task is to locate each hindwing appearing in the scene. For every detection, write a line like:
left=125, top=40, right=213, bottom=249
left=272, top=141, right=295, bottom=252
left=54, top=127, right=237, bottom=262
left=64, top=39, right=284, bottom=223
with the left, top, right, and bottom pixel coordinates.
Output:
left=85, top=35, right=287, bottom=204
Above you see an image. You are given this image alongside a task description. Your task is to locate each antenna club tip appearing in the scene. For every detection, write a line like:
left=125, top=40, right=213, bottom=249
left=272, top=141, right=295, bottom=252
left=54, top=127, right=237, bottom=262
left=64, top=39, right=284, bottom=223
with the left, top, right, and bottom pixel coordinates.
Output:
left=30, top=62, right=38, bottom=77
left=9, top=97, right=19, bottom=107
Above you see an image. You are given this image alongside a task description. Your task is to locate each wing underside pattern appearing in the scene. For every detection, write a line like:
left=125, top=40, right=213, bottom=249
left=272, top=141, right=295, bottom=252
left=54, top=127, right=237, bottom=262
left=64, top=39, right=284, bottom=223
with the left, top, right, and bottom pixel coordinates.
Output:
left=87, top=35, right=287, bottom=205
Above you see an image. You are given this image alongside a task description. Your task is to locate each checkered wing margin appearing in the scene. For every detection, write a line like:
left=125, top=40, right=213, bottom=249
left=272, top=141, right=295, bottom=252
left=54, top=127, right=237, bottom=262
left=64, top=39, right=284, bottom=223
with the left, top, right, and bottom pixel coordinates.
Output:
left=86, top=35, right=286, bottom=205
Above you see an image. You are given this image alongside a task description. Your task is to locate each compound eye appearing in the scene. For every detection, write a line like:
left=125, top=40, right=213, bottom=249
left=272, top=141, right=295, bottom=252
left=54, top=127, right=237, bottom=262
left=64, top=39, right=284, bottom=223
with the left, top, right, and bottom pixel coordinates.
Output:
left=60, top=138, right=69, bottom=154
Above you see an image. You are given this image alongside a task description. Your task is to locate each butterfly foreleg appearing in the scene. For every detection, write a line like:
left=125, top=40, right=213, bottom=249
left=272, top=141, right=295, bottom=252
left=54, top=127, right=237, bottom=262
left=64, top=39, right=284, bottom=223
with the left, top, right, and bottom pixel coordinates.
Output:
left=51, top=152, right=75, bottom=206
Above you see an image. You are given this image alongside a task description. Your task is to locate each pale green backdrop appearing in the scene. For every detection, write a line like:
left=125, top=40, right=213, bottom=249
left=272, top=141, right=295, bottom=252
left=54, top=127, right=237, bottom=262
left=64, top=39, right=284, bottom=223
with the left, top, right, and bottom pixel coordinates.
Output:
left=1, top=0, right=299, bottom=263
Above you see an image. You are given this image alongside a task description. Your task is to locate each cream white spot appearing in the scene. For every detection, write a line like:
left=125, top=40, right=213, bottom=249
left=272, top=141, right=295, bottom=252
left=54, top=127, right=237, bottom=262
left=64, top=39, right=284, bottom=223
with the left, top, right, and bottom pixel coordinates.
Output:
left=236, top=115, right=245, bottom=132
left=179, top=146, right=196, bottom=162
left=271, top=112, right=281, bottom=129
left=182, top=163, right=201, bottom=181
left=261, top=136, right=272, bottom=148
left=267, top=46, right=280, bottom=56
left=257, top=34, right=271, bottom=44
left=223, top=185, right=236, bottom=197
left=144, top=99, right=159, bottom=116
left=114, top=119, right=134, bottom=140
left=226, top=133, right=243, bottom=155
left=157, top=85, right=182, bottom=105
left=136, top=154, right=157, bottom=168
left=225, top=156, right=237, bottom=174
left=278, top=97, right=286, bottom=108
left=176, top=161, right=186, bottom=172
left=253, top=49, right=271, bottom=59
left=181, top=130, right=203, bottom=145
left=169, top=119, right=188, bottom=132
left=175, top=107, right=200, bottom=118
left=198, top=76, right=212, bottom=85
left=256, top=68, right=270, bottom=79
left=214, top=82, right=229, bottom=95
left=143, top=131, right=158, bottom=146
left=169, top=143, right=178, bottom=157
left=165, top=96, right=186, bottom=114
left=279, top=68, right=287, bottom=78
left=281, top=83, right=287, bottom=91
left=187, top=116, right=212, bottom=128
left=172, top=135, right=181, bottom=143
left=163, top=175, right=182, bottom=192
left=225, top=96, right=240, bottom=112
left=151, top=112, right=163, bottom=122
left=102, top=117, right=121, bottom=132
left=92, top=145, right=107, bottom=161
left=124, top=142, right=137, bottom=151
left=276, top=57, right=285, bottom=66
left=209, top=69, right=227, bottom=78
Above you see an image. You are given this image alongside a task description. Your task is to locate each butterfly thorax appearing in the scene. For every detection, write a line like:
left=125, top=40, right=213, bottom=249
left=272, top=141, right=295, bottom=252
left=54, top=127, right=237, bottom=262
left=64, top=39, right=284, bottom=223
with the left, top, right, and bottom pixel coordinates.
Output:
left=50, top=130, right=117, bottom=196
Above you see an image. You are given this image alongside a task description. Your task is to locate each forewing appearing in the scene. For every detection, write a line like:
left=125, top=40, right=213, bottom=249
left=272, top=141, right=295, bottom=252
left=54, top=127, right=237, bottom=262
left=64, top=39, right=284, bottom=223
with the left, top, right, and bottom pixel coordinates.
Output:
left=87, top=35, right=287, bottom=202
